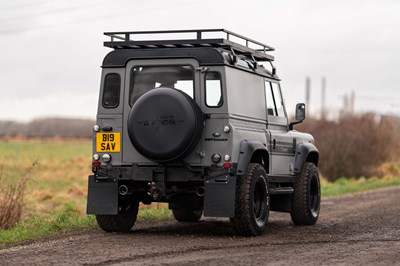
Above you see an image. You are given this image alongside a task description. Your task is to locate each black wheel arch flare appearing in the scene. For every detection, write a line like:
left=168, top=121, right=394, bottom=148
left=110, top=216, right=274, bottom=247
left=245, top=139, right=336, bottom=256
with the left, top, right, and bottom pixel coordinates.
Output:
left=236, top=140, right=269, bottom=176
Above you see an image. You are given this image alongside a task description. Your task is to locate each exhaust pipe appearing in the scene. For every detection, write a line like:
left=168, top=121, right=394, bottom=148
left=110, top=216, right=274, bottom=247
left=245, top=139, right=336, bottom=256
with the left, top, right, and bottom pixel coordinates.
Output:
left=196, top=186, right=205, bottom=197
left=119, top=185, right=129, bottom=195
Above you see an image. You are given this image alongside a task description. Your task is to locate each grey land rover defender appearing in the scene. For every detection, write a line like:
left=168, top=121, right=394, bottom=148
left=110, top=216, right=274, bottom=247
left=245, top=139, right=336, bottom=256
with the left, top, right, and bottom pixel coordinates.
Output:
left=87, top=29, right=320, bottom=236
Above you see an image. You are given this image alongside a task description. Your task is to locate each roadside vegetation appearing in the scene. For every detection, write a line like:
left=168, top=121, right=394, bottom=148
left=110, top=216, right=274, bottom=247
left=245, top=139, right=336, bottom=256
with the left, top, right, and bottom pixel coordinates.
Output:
left=321, top=174, right=400, bottom=196
left=0, top=113, right=399, bottom=248
left=0, top=164, right=33, bottom=230
left=296, top=113, right=400, bottom=181
left=0, top=138, right=173, bottom=247
left=0, top=203, right=172, bottom=247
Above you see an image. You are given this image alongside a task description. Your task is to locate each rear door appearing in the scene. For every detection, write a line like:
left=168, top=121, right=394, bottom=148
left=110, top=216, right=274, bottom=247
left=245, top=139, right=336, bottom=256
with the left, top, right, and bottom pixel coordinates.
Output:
left=122, top=58, right=202, bottom=165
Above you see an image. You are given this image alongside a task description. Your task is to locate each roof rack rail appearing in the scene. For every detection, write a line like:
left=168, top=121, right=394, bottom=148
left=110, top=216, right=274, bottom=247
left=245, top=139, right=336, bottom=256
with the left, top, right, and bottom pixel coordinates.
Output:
left=104, top=29, right=275, bottom=61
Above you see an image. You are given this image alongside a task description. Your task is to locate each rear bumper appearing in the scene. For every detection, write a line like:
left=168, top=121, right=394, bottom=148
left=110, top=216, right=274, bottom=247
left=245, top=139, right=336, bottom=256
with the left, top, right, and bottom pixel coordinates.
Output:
left=86, top=167, right=237, bottom=217
left=93, top=164, right=235, bottom=182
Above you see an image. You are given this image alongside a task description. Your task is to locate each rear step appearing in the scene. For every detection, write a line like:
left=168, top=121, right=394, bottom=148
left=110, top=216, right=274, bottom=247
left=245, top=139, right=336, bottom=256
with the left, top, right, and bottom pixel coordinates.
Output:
left=269, top=187, right=294, bottom=195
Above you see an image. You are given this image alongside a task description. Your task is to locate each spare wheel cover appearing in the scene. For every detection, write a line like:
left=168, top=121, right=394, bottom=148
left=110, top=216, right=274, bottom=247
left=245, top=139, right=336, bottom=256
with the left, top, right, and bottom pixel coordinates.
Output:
left=127, top=87, right=203, bottom=162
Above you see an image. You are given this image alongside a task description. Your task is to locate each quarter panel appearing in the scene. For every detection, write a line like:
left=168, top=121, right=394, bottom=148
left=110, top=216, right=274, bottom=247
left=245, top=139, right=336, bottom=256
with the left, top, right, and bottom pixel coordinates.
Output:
left=225, top=67, right=266, bottom=120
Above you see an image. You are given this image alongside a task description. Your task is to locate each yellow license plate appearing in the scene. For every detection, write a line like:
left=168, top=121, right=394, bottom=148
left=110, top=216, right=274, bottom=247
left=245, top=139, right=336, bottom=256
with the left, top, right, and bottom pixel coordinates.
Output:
left=96, top=132, right=120, bottom=152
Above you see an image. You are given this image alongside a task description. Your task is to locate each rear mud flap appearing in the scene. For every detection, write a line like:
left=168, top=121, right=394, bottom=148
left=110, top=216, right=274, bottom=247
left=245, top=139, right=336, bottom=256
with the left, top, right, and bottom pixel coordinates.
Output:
left=204, top=175, right=236, bottom=217
left=86, top=175, right=118, bottom=215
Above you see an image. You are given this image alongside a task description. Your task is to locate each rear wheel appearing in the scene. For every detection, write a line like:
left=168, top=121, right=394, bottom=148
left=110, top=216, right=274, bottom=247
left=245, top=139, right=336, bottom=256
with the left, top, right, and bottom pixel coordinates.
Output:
left=95, top=201, right=139, bottom=232
left=231, top=163, right=270, bottom=236
left=172, top=208, right=203, bottom=222
left=291, top=162, right=320, bottom=225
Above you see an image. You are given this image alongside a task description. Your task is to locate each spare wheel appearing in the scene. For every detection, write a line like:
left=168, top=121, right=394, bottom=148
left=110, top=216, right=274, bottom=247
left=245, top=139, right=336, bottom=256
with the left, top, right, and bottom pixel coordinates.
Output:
left=127, top=87, right=203, bottom=162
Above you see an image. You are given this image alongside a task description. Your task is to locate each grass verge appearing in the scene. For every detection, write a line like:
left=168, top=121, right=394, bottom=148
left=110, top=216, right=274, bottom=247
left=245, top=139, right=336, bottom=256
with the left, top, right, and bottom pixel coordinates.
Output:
left=0, top=209, right=96, bottom=248
left=322, top=175, right=400, bottom=197
left=0, top=204, right=172, bottom=249
left=138, top=205, right=173, bottom=221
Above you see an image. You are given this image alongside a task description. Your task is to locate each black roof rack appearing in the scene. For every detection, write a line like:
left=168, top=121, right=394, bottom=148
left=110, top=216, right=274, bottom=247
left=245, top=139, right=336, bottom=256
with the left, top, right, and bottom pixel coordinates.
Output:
left=104, top=29, right=274, bottom=61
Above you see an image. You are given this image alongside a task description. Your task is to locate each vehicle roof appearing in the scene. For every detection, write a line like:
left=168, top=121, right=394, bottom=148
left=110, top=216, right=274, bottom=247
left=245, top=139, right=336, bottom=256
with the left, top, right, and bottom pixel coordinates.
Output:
left=102, top=29, right=278, bottom=79
left=102, top=48, right=277, bottom=79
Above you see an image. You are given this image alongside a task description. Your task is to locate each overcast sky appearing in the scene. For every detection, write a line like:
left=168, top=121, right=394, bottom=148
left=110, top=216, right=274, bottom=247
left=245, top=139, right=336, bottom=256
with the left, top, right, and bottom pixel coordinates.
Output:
left=1, top=0, right=399, bottom=121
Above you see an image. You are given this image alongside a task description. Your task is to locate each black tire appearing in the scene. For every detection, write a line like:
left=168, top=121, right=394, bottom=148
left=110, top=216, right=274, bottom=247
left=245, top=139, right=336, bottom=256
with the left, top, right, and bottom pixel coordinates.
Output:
left=232, top=163, right=270, bottom=236
left=95, top=201, right=139, bottom=232
left=172, top=208, right=202, bottom=222
left=127, top=87, right=203, bottom=162
left=291, top=162, right=321, bottom=225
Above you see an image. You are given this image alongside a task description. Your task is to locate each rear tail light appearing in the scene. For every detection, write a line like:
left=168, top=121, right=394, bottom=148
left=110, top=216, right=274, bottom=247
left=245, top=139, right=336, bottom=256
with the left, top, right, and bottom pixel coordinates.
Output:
left=92, top=161, right=101, bottom=167
left=223, top=163, right=232, bottom=169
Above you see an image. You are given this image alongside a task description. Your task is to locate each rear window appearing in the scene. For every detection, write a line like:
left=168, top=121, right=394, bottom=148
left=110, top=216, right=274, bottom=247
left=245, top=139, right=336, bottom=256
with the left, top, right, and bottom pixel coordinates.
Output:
left=102, top=73, right=121, bottom=108
left=129, top=65, right=194, bottom=106
left=205, top=72, right=223, bottom=107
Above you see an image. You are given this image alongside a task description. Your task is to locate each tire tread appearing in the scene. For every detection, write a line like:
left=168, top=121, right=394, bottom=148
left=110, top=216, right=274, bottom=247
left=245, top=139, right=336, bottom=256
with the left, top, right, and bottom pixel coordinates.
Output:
left=172, top=208, right=202, bottom=222
left=291, top=162, right=320, bottom=225
left=96, top=201, right=139, bottom=232
left=232, top=163, right=269, bottom=236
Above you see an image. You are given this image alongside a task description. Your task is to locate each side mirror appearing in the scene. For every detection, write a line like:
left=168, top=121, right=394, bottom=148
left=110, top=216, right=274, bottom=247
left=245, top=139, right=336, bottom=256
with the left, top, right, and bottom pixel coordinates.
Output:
left=289, top=103, right=306, bottom=130
left=295, top=103, right=306, bottom=121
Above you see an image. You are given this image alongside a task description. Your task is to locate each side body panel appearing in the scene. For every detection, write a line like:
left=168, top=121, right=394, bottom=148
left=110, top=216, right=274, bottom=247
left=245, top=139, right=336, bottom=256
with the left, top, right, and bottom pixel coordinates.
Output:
left=266, top=82, right=296, bottom=177
left=224, top=66, right=270, bottom=171
left=268, top=122, right=295, bottom=176
left=203, top=67, right=269, bottom=217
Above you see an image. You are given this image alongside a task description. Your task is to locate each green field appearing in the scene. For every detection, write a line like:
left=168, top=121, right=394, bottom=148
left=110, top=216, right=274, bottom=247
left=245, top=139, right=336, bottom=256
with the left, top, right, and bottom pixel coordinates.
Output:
left=0, top=138, right=174, bottom=247
left=0, top=138, right=399, bottom=247
left=0, top=138, right=92, bottom=219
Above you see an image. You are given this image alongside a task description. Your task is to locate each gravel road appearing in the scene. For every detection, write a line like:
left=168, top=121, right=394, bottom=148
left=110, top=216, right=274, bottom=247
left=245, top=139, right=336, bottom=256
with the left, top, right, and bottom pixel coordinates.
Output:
left=1, top=186, right=400, bottom=265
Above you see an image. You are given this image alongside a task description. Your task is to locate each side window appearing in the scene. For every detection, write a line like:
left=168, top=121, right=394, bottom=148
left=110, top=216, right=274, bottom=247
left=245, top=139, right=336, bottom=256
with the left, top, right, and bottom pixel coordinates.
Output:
left=265, top=81, right=276, bottom=116
left=265, top=81, right=286, bottom=117
left=205, top=72, right=223, bottom=107
left=102, top=73, right=121, bottom=108
left=271, top=83, right=285, bottom=117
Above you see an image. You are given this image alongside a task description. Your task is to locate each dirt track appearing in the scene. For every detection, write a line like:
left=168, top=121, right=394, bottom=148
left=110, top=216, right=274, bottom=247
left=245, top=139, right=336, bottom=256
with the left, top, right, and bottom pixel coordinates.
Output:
left=1, top=187, right=400, bottom=265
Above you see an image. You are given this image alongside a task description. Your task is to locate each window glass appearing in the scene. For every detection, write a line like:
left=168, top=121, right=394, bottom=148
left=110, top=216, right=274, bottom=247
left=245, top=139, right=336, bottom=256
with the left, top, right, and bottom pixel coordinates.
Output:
left=205, top=72, right=223, bottom=107
left=236, top=58, right=251, bottom=68
left=130, top=65, right=194, bottom=106
left=102, top=73, right=121, bottom=108
left=271, top=83, right=285, bottom=117
left=265, top=81, right=286, bottom=117
left=265, top=81, right=276, bottom=116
